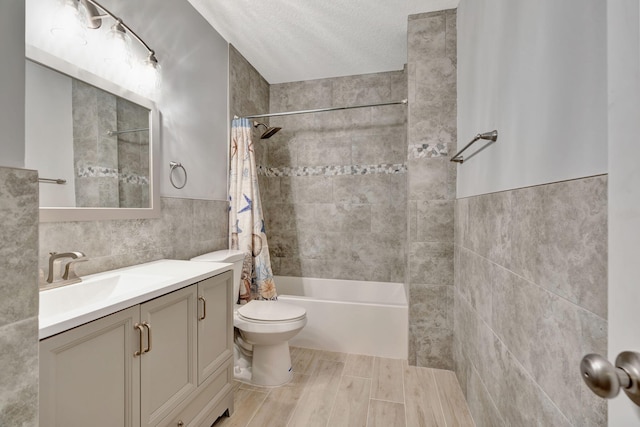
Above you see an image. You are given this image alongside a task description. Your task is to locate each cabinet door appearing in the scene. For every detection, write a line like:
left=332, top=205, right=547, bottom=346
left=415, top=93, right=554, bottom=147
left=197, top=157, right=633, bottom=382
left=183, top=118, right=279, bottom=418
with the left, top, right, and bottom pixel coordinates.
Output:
left=197, top=271, right=233, bottom=385
left=39, top=306, right=141, bottom=427
left=140, top=285, right=198, bottom=427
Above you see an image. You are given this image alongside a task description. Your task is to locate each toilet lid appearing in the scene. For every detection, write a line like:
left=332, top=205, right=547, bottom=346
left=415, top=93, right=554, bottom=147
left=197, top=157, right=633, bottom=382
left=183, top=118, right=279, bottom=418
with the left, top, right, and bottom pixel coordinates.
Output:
left=237, top=300, right=306, bottom=322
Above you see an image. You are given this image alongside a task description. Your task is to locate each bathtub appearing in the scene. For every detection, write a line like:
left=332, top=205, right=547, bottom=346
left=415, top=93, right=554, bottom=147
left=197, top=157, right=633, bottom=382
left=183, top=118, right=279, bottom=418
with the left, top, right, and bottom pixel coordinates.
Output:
left=275, top=276, right=408, bottom=359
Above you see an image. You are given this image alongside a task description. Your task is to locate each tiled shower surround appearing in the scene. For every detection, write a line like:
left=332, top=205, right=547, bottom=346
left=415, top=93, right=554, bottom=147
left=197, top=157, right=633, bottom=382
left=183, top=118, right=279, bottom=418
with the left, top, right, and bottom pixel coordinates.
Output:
left=453, top=175, right=608, bottom=426
left=0, top=167, right=39, bottom=425
left=261, top=71, right=408, bottom=283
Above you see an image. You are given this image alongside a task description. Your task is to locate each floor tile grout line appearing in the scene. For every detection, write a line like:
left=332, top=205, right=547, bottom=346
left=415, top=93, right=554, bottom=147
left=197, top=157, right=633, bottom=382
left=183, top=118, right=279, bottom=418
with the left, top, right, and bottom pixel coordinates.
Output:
left=242, top=388, right=270, bottom=427
left=324, top=362, right=348, bottom=427
left=431, top=369, right=449, bottom=427
left=285, top=374, right=309, bottom=427
left=402, top=359, right=408, bottom=427
left=366, top=363, right=374, bottom=427
left=368, top=397, right=406, bottom=404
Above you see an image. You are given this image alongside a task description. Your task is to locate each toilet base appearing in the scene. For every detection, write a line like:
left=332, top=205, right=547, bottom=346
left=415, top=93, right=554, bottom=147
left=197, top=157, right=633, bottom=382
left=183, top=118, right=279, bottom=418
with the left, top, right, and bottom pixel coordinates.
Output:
left=250, top=341, right=293, bottom=386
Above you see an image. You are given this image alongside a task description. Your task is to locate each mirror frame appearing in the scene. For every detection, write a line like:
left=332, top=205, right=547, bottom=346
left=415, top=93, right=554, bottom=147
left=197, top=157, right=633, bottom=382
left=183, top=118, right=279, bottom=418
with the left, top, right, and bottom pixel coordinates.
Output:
left=26, top=45, right=160, bottom=222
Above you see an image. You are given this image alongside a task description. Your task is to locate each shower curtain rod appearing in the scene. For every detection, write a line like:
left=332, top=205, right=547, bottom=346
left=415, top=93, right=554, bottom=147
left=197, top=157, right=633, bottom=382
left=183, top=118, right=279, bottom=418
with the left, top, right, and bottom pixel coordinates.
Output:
left=243, top=99, right=408, bottom=119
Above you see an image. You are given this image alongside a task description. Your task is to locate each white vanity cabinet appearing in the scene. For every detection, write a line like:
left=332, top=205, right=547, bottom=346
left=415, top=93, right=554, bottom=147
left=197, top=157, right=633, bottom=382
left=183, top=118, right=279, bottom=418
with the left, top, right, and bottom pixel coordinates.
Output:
left=39, top=270, right=234, bottom=427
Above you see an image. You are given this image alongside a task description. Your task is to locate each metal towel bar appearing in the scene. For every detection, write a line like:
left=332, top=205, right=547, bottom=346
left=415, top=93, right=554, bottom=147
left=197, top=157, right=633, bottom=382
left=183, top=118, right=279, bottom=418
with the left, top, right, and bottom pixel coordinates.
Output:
left=38, top=177, right=67, bottom=184
left=450, top=130, right=498, bottom=163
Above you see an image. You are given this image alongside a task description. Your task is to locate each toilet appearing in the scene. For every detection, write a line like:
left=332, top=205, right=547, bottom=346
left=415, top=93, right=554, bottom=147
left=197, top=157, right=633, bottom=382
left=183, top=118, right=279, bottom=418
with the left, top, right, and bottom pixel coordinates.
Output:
left=190, top=250, right=306, bottom=386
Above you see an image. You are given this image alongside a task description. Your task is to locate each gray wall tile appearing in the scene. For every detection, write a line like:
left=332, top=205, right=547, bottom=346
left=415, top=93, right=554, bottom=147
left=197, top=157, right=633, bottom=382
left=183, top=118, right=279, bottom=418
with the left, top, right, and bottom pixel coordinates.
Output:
left=332, top=73, right=392, bottom=106
left=407, top=158, right=449, bottom=201
left=0, top=318, right=39, bottom=427
left=467, top=369, right=504, bottom=427
left=0, top=167, right=39, bottom=426
left=265, top=70, right=407, bottom=283
left=0, top=168, right=39, bottom=327
left=416, top=200, right=454, bottom=242
left=538, top=176, right=608, bottom=318
left=39, top=197, right=229, bottom=278
left=411, top=324, right=453, bottom=370
left=454, top=175, right=608, bottom=427
left=410, top=284, right=452, bottom=329
left=406, top=10, right=457, bottom=369
left=409, top=242, right=453, bottom=286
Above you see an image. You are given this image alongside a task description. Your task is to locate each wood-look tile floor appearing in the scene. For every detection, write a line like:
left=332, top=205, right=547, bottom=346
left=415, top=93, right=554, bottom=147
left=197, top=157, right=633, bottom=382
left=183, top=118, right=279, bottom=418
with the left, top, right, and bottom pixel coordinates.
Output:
left=213, top=347, right=475, bottom=427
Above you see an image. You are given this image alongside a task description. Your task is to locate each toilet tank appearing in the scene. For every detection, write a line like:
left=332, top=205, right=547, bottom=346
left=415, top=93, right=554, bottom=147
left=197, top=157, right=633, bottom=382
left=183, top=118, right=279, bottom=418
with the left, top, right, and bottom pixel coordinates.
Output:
left=190, top=250, right=245, bottom=302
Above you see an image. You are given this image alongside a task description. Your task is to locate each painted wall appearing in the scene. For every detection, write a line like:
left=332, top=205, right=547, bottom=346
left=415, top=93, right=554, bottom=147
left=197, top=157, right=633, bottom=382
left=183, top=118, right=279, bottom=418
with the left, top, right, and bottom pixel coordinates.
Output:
left=456, top=0, right=607, bottom=198
left=0, top=0, right=26, bottom=168
left=25, top=0, right=229, bottom=201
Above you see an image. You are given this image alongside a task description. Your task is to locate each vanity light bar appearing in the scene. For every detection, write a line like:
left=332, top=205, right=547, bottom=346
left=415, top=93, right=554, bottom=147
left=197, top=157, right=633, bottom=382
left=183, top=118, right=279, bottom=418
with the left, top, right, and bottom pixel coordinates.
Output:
left=78, top=0, right=159, bottom=67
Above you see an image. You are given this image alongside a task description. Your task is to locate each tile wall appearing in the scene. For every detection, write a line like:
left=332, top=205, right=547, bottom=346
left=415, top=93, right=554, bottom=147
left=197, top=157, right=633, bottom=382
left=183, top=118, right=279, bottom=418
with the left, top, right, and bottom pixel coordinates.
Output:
left=38, top=198, right=228, bottom=280
left=407, top=10, right=457, bottom=368
left=229, top=45, right=270, bottom=121
left=72, top=80, right=120, bottom=207
left=71, top=81, right=150, bottom=209
left=453, top=175, right=608, bottom=426
left=116, top=97, right=150, bottom=209
left=0, top=167, right=39, bottom=425
left=263, top=70, right=407, bottom=282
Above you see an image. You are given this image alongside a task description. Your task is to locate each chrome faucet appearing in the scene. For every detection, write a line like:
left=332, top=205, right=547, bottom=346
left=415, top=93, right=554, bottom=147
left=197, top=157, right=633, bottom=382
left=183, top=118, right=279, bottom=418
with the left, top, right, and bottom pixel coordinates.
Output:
left=43, top=251, right=89, bottom=289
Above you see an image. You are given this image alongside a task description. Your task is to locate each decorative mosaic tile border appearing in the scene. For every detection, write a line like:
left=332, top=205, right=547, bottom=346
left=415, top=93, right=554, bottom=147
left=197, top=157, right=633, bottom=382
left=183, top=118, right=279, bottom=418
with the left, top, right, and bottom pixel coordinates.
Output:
left=76, top=166, right=149, bottom=185
left=258, top=163, right=407, bottom=177
left=120, top=173, right=149, bottom=185
left=77, top=166, right=118, bottom=179
left=409, top=143, right=448, bottom=159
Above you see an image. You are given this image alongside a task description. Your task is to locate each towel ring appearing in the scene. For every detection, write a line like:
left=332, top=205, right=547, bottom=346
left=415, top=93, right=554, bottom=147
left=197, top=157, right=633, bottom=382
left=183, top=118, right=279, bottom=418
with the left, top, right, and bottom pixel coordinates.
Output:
left=169, top=161, right=187, bottom=189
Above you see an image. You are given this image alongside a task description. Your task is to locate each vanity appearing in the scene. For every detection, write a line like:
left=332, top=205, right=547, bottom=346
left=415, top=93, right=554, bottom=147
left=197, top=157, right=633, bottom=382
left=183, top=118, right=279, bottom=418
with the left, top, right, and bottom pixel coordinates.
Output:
left=39, top=260, right=234, bottom=427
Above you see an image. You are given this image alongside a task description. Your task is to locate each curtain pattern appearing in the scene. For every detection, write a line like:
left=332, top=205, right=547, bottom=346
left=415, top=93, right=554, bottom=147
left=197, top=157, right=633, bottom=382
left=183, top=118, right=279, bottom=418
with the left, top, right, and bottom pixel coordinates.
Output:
left=229, top=118, right=277, bottom=302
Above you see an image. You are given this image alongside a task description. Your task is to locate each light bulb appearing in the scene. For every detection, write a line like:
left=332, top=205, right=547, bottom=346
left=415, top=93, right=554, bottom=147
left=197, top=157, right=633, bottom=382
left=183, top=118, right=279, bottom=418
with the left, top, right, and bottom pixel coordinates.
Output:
left=104, top=20, right=132, bottom=70
left=50, top=0, right=88, bottom=45
left=137, top=52, right=161, bottom=93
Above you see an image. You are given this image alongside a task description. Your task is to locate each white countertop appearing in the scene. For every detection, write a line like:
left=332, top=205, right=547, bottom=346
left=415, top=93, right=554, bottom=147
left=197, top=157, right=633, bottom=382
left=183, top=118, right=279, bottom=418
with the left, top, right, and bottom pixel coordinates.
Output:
left=39, top=259, right=232, bottom=339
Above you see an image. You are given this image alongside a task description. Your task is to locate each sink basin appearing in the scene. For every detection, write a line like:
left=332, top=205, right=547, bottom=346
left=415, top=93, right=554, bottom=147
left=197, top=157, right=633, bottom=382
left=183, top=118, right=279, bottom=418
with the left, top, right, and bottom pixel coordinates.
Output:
left=39, top=273, right=172, bottom=320
left=38, top=259, right=232, bottom=339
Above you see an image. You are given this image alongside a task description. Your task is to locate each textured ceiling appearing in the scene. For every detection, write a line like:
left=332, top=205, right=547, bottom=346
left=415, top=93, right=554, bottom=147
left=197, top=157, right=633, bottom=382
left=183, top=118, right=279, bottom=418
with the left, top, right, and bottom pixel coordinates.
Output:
left=187, top=0, right=459, bottom=84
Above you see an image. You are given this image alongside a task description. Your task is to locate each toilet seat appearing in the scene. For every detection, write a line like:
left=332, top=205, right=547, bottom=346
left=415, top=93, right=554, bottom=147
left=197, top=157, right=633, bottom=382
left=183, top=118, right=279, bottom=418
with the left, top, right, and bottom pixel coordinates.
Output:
left=237, top=300, right=306, bottom=323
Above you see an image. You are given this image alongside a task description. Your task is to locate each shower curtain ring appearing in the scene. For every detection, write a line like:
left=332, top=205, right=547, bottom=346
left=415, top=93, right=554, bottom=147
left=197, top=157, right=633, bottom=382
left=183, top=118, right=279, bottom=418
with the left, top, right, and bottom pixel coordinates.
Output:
left=169, top=161, right=187, bottom=189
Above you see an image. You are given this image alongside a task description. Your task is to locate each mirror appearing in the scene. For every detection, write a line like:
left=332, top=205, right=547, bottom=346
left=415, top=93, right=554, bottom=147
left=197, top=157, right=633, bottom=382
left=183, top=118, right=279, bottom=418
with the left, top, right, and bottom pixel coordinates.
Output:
left=25, top=46, right=160, bottom=222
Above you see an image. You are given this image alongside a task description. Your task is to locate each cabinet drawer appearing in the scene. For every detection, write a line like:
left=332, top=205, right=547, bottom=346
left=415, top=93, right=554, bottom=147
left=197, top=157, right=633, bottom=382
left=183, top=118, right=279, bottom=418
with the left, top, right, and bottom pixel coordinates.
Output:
left=164, top=363, right=233, bottom=427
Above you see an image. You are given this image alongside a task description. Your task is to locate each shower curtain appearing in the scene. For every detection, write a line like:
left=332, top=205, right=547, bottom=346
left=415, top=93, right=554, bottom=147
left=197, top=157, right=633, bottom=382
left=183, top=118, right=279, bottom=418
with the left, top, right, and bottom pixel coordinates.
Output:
left=229, top=118, right=277, bottom=302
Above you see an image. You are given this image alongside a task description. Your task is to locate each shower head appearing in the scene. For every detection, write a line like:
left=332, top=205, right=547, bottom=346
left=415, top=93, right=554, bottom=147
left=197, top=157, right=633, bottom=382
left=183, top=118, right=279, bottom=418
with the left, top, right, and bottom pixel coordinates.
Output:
left=253, top=121, right=282, bottom=139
